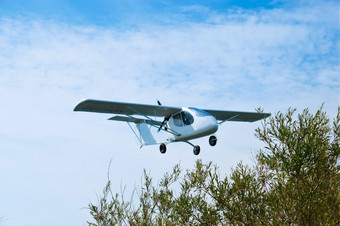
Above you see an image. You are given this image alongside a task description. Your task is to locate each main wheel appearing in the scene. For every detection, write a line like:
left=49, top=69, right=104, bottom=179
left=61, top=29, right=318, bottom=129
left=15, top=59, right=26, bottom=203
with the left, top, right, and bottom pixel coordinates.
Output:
left=160, top=143, right=166, bottom=154
left=193, top=145, right=200, bottom=155
left=209, top=135, right=217, bottom=146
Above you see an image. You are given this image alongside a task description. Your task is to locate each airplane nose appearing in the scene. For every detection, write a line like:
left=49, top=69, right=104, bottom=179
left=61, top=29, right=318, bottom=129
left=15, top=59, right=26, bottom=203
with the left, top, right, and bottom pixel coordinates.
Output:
left=205, top=116, right=218, bottom=134
left=212, top=117, right=218, bottom=130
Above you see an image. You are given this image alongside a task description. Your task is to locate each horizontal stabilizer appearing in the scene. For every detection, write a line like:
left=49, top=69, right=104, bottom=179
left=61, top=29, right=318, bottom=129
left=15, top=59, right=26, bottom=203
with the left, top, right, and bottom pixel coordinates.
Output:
left=108, top=116, right=162, bottom=127
left=108, top=116, right=144, bottom=123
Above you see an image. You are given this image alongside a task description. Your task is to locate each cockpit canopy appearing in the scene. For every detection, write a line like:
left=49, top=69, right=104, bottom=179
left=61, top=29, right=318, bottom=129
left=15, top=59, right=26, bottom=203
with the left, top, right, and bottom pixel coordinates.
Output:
left=173, top=111, right=194, bottom=127
left=172, top=108, right=212, bottom=127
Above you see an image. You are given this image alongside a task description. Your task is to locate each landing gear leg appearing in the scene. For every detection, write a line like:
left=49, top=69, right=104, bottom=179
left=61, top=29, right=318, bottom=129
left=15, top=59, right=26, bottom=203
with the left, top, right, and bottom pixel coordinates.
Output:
left=193, top=145, right=200, bottom=155
left=184, top=141, right=201, bottom=155
left=209, top=135, right=217, bottom=146
left=160, top=143, right=166, bottom=154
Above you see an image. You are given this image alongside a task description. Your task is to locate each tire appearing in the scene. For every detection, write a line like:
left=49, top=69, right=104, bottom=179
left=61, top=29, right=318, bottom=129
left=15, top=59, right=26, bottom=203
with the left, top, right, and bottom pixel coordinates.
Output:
left=193, top=145, right=200, bottom=155
left=209, top=135, right=217, bottom=146
left=160, top=143, right=166, bottom=154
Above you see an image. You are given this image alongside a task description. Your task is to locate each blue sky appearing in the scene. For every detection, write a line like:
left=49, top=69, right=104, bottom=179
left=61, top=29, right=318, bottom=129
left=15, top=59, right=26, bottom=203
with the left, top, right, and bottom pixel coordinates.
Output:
left=0, top=0, right=287, bottom=25
left=0, top=0, right=339, bottom=225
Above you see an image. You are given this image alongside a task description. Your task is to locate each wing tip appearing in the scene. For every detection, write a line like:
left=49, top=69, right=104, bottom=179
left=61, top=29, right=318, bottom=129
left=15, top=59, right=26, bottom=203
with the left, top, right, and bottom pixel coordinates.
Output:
left=73, top=98, right=94, bottom=112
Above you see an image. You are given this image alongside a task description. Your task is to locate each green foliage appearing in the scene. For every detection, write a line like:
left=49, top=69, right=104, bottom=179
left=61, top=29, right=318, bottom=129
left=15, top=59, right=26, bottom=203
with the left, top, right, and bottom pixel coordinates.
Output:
left=88, top=106, right=340, bottom=225
left=255, top=106, right=340, bottom=225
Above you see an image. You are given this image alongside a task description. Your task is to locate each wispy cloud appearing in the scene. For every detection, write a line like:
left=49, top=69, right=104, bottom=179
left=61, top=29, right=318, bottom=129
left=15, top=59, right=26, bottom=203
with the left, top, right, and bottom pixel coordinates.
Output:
left=2, top=3, right=338, bottom=96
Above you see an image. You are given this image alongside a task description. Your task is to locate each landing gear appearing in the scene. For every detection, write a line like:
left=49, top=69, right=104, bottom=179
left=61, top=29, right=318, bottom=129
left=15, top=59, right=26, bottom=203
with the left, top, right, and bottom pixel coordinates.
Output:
left=160, top=143, right=166, bottom=154
left=209, top=135, right=217, bottom=146
left=193, top=145, right=200, bottom=155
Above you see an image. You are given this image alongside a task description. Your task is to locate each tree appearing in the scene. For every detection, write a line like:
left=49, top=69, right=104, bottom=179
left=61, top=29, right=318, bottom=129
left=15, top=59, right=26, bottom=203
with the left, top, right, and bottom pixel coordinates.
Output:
left=88, top=106, right=340, bottom=225
left=255, top=106, right=340, bottom=224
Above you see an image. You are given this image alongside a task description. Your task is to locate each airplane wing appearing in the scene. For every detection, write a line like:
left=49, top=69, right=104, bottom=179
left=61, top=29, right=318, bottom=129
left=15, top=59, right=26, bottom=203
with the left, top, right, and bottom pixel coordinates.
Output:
left=74, top=99, right=181, bottom=117
left=204, top=109, right=270, bottom=122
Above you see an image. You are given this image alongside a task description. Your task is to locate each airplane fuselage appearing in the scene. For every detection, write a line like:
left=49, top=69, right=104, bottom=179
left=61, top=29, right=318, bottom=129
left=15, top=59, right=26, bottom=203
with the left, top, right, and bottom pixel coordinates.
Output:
left=167, top=107, right=218, bottom=142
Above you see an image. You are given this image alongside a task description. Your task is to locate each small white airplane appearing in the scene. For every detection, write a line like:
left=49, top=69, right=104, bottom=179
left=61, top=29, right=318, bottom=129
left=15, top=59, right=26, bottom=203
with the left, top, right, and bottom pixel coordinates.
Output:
left=74, top=99, right=270, bottom=155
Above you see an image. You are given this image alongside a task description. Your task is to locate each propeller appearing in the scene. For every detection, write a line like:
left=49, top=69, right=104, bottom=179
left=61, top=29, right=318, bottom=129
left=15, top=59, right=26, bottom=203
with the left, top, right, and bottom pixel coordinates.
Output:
left=157, top=100, right=169, bottom=132
left=158, top=116, right=170, bottom=132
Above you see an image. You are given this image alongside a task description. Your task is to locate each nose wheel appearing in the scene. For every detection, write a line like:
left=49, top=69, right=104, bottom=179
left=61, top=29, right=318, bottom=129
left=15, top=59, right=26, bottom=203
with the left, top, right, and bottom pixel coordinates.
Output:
left=209, top=135, right=217, bottom=146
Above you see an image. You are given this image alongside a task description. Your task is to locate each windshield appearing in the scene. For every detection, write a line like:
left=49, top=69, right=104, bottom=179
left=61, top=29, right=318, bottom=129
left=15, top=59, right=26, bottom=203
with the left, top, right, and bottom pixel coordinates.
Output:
left=181, top=111, right=194, bottom=125
left=189, top=107, right=211, bottom=117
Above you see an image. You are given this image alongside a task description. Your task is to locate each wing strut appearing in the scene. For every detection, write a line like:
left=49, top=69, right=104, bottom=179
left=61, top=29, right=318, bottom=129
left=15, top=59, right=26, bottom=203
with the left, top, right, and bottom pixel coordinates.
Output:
left=125, top=105, right=180, bottom=136
left=127, top=122, right=143, bottom=147
left=126, top=106, right=162, bottom=126
left=218, top=114, right=240, bottom=125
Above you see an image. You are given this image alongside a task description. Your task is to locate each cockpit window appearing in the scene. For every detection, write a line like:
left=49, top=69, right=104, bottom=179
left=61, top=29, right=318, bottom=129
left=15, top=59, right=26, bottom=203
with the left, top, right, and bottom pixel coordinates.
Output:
left=173, top=111, right=194, bottom=127
left=173, top=113, right=183, bottom=127
left=189, top=107, right=211, bottom=117
left=181, top=111, right=194, bottom=125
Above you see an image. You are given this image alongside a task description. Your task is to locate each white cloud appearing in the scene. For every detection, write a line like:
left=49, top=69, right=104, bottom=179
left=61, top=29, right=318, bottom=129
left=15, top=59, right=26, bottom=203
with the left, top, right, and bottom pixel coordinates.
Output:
left=0, top=2, right=339, bottom=225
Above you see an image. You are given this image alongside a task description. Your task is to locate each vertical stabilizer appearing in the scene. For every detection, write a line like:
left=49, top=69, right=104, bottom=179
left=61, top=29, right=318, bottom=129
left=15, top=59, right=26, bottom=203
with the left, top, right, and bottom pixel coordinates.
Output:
left=136, top=122, right=157, bottom=146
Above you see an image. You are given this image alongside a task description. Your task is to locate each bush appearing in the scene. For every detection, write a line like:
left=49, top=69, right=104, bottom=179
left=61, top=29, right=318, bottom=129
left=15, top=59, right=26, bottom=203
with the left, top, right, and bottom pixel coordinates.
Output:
left=88, top=106, right=340, bottom=225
